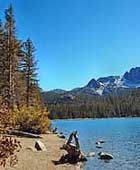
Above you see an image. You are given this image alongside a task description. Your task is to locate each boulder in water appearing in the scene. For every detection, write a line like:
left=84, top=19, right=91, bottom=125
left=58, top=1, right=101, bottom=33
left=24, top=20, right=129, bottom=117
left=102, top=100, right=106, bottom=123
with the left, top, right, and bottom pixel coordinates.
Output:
left=98, top=152, right=113, bottom=160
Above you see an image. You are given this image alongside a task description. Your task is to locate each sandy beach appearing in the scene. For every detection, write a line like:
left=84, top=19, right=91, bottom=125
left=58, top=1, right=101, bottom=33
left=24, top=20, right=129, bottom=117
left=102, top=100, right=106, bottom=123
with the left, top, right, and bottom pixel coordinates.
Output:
left=5, top=133, right=82, bottom=170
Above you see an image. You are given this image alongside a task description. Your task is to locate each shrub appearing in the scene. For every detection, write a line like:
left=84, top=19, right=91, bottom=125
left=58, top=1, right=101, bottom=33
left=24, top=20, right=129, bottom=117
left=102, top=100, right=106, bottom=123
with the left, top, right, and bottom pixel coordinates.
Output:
left=12, top=106, right=50, bottom=134
left=0, top=106, right=21, bottom=167
left=0, top=136, right=21, bottom=167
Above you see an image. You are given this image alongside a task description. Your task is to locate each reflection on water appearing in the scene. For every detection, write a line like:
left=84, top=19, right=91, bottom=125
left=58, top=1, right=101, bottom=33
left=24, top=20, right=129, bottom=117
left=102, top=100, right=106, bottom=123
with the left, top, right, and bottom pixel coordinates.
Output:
left=52, top=118, right=140, bottom=170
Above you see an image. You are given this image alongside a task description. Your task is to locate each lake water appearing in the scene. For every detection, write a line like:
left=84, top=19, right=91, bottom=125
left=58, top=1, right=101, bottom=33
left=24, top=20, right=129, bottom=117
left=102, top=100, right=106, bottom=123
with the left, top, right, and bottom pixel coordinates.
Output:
left=52, top=118, right=140, bottom=170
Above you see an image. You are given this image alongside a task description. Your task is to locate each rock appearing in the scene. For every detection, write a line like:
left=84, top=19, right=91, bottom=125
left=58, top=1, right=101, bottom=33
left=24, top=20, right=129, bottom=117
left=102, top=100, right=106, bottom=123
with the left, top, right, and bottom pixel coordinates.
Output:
left=96, top=145, right=102, bottom=149
left=58, top=134, right=65, bottom=139
left=96, top=140, right=105, bottom=144
left=95, top=141, right=101, bottom=145
left=96, top=141, right=104, bottom=148
left=52, top=127, right=58, bottom=134
left=80, top=154, right=88, bottom=162
left=98, top=152, right=113, bottom=160
left=54, top=131, right=58, bottom=134
left=86, top=152, right=95, bottom=157
left=46, top=131, right=52, bottom=134
left=96, top=142, right=102, bottom=148
left=60, top=144, right=67, bottom=150
left=35, top=140, right=47, bottom=151
left=98, top=140, right=106, bottom=143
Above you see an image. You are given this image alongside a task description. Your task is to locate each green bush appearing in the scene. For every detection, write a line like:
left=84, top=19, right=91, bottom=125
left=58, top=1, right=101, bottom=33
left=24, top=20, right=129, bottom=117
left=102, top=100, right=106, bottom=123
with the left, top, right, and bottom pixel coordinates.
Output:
left=12, top=106, right=50, bottom=134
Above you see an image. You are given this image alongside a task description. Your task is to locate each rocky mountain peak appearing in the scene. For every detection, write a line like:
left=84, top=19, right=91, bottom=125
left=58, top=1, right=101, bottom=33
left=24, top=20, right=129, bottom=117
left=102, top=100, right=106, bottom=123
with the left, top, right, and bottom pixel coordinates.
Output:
left=97, top=76, right=120, bottom=85
left=86, top=78, right=101, bottom=89
left=123, top=67, right=140, bottom=83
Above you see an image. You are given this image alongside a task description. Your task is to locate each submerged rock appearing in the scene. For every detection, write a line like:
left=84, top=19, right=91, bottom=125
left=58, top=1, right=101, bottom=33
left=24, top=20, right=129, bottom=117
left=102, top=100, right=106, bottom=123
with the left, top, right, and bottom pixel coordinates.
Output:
left=96, top=145, right=102, bottom=149
left=86, top=152, right=95, bottom=157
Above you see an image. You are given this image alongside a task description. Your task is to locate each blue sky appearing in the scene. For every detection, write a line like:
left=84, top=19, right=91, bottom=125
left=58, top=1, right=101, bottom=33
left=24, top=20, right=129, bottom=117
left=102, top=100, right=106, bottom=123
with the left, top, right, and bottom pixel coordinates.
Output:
left=1, top=0, right=140, bottom=91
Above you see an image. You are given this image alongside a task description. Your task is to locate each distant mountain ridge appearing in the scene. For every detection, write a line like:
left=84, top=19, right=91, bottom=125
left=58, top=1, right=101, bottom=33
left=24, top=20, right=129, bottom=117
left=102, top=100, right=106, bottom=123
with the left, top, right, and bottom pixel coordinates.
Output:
left=45, top=67, right=140, bottom=97
left=42, top=67, right=140, bottom=119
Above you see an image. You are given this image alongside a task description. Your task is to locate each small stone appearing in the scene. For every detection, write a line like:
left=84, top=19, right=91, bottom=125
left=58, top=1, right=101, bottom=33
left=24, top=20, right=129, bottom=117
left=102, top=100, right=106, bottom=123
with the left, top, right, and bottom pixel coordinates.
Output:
left=35, top=140, right=47, bottom=151
left=80, top=154, right=88, bottom=162
left=58, top=134, right=65, bottom=139
left=96, top=145, right=102, bottom=149
left=98, top=140, right=106, bottom=143
left=46, top=131, right=52, bottom=134
left=60, top=132, right=63, bottom=135
left=96, top=140, right=106, bottom=144
left=96, top=141, right=100, bottom=145
left=60, top=144, right=67, bottom=150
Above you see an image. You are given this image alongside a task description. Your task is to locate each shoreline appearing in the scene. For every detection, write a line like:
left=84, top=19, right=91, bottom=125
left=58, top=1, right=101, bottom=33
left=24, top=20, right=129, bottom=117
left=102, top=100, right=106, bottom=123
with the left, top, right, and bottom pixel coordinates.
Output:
left=52, top=116, right=140, bottom=121
left=5, top=133, right=83, bottom=170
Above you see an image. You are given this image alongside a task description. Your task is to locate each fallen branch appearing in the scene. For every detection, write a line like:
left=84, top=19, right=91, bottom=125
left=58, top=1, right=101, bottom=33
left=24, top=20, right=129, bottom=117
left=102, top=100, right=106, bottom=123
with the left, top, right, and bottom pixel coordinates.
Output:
left=7, top=130, right=42, bottom=138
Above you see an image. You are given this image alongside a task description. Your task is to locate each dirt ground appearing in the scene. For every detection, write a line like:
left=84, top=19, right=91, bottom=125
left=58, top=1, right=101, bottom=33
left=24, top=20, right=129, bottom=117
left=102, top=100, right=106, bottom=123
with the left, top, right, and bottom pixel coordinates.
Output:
left=4, top=133, right=82, bottom=170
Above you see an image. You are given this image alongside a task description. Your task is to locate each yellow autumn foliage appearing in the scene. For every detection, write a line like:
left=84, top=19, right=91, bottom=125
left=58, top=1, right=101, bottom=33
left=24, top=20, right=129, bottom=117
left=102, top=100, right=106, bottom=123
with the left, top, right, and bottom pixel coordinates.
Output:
left=12, top=106, right=50, bottom=134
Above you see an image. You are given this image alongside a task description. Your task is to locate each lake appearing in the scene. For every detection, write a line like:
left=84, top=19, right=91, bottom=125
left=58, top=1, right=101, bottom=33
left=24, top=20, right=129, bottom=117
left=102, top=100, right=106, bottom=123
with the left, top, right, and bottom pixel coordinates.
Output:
left=52, top=118, right=140, bottom=170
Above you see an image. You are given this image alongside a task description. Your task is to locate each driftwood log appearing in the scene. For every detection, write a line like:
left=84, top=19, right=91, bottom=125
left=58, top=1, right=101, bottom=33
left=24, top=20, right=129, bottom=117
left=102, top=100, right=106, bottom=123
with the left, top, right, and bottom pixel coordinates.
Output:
left=7, top=130, right=42, bottom=138
left=54, top=131, right=87, bottom=165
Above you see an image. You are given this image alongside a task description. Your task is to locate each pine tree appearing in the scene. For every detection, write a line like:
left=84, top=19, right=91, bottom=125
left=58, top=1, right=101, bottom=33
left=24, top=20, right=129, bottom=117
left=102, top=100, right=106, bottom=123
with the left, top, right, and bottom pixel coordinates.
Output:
left=0, top=20, right=5, bottom=100
left=3, top=4, right=21, bottom=108
left=21, top=38, right=40, bottom=107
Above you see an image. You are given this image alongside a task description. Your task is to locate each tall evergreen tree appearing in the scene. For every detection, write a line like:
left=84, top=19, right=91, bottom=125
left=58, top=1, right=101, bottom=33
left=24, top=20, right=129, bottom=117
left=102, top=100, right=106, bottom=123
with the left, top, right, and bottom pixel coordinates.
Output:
left=3, top=4, right=21, bottom=108
left=0, top=5, right=41, bottom=108
left=0, top=20, right=5, bottom=100
left=21, top=38, right=40, bottom=107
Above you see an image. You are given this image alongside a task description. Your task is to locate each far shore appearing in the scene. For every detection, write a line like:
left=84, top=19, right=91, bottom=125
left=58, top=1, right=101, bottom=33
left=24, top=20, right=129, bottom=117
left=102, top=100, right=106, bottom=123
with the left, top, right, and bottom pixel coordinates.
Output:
left=52, top=116, right=140, bottom=121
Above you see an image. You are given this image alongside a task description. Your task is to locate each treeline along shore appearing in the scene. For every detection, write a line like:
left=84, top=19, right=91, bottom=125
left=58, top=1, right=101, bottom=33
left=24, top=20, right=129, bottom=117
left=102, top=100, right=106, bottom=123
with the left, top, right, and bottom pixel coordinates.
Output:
left=43, top=89, right=140, bottom=119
